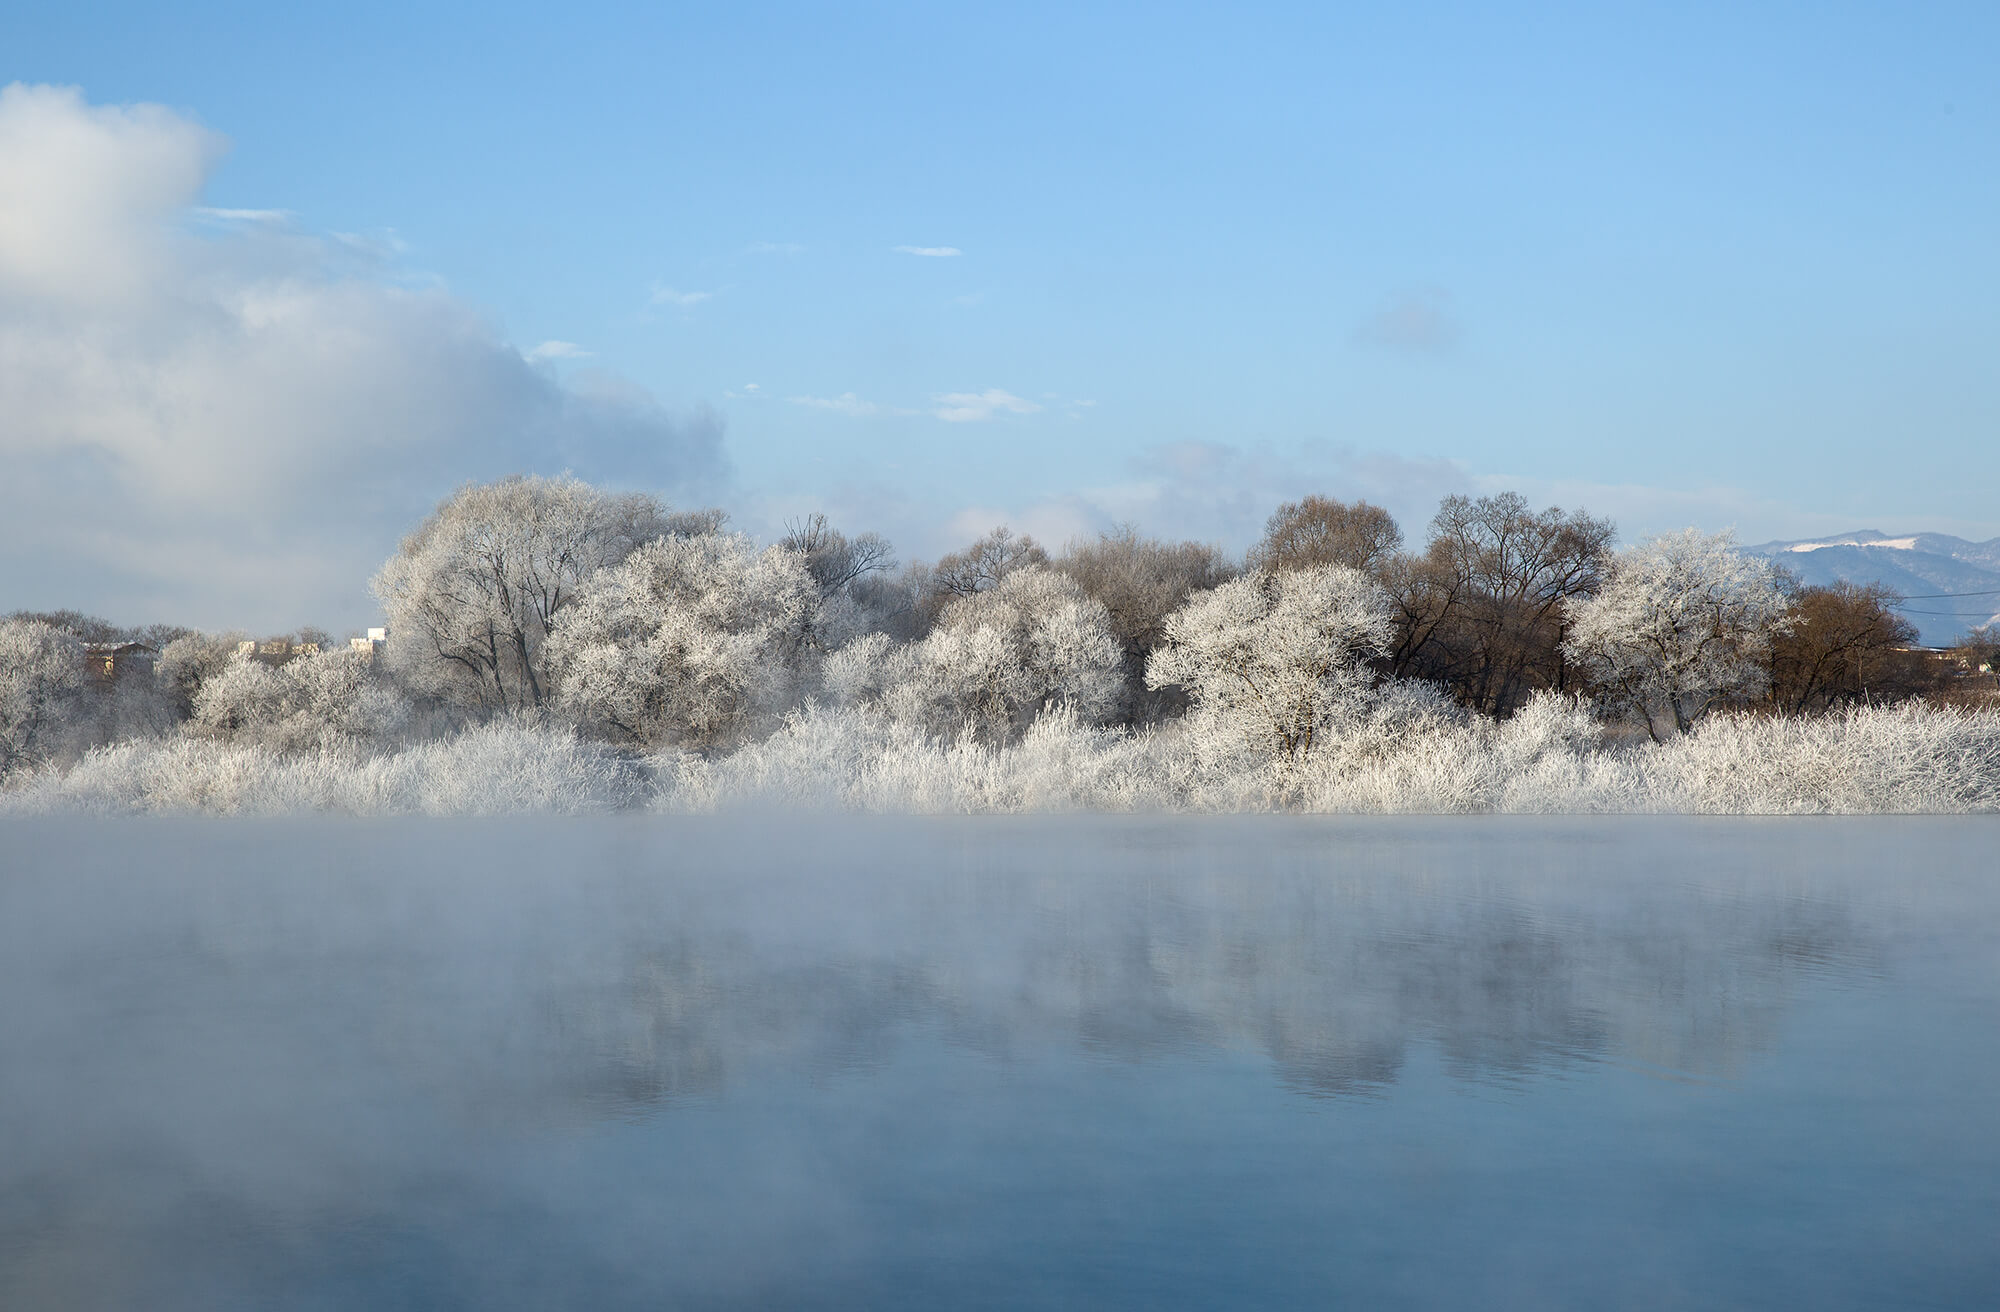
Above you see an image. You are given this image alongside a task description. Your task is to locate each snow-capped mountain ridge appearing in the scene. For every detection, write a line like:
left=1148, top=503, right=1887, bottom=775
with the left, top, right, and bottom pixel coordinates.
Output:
left=1740, top=531, right=2000, bottom=645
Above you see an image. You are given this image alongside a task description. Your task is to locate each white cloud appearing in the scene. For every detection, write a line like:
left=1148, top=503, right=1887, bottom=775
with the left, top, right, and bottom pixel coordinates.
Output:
left=894, top=245, right=961, bottom=258
left=932, top=389, right=1041, bottom=423
left=649, top=285, right=712, bottom=308
left=912, top=441, right=1473, bottom=560
left=524, top=340, right=591, bottom=363
left=0, top=83, right=726, bottom=632
left=789, top=392, right=915, bottom=418
left=192, top=206, right=292, bottom=225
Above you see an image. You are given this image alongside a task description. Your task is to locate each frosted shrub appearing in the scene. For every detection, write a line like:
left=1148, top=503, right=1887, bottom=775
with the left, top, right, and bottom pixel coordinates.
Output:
left=656, top=704, right=1186, bottom=814
left=876, top=567, right=1122, bottom=743
left=4, top=719, right=640, bottom=816
left=1147, top=566, right=1393, bottom=767
left=1642, top=703, right=2000, bottom=814
left=549, top=532, right=823, bottom=749
left=190, top=650, right=410, bottom=753
left=822, top=632, right=895, bottom=708
left=9, top=700, right=1999, bottom=816
left=1294, top=682, right=1492, bottom=812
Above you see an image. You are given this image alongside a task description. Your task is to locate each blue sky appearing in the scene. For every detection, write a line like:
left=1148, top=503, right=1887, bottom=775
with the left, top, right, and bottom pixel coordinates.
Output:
left=4, top=1, right=1996, bottom=629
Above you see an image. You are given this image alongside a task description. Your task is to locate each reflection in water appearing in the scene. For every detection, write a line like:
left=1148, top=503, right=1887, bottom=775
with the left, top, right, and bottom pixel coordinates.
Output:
left=532, top=829, right=1880, bottom=1110
left=0, top=817, right=1990, bottom=1310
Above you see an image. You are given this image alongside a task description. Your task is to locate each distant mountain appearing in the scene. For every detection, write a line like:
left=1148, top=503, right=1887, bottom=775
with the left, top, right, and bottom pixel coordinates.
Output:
left=1740, top=531, right=2000, bottom=647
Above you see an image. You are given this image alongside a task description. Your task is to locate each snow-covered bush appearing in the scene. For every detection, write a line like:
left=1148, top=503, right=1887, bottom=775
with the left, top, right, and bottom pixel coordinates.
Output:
left=8, top=697, right=1998, bottom=817
left=1147, top=566, right=1394, bottom=767
left=1639, top=702, right=2000, bottom=813
left=5, top=719, right=640, bottom=815
left=189, top=649, right=410, bottom=752
left=1564, top=529, right=1791, bottom=739
left=548, top=531, right=823, bottom=749
left=874, top=567, right=1123, bottom=742
left=655, top=703, right=1188, bottom=814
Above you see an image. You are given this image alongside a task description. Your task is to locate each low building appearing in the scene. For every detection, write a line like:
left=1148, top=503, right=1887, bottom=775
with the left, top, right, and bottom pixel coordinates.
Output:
left=234, top=639, right=320, bottom=667
left=83, top=642, right=158, bottom=686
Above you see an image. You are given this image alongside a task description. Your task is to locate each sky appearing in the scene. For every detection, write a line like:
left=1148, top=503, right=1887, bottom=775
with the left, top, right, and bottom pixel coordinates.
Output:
left=3, top=0, right=1997, bottom=632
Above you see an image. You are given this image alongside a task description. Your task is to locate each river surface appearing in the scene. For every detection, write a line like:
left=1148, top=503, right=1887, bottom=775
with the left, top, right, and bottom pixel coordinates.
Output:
left=2, top=816, right=1996, bottom=1309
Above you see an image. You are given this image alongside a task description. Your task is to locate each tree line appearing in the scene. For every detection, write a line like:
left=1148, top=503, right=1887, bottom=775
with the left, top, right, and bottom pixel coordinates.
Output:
left=3, top=475, right=1990, bottom=780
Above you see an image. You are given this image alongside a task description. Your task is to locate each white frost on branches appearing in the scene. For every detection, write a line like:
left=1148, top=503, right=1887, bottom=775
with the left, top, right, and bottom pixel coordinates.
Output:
left=1146, top=566, right=1394, bottom=766
left=189, top=649, right=410, bottom=753
left=0, top=619, right=84, bottom=776
left=871, top=567, right=1123, bottom=741
left=1562, top=529, right=1792, bottom=739
left=371, top=475, right=671, bottom=714
left=547, top=532, right=823, bottom=749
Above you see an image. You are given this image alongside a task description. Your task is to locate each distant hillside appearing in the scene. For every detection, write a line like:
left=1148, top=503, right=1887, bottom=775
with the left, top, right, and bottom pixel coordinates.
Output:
left=1741, top=531, right=2000, bottom=646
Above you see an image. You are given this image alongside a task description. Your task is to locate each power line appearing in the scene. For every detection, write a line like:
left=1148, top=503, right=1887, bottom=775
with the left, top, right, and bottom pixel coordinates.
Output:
left=1892, top=588, right=2000, bottom=600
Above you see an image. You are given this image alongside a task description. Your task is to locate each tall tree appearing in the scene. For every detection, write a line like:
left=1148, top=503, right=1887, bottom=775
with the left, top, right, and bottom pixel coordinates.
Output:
left=0, top=619, right=84, bottom=777
left=1057, top=526, right=1237, bottom=723
left=1563, top=529, right=1791, bottom=740
left=1404, top=493, right=1615, bottom=715
left=548, top=531, right=824, bottom=749
left=1766, top=581, right=1919, bottom=713
left=1249, top=496, right=1403, bottom=576
left=1147, top=566, right=1393, bottom=766
left=372, top=475, right=674, bottom=715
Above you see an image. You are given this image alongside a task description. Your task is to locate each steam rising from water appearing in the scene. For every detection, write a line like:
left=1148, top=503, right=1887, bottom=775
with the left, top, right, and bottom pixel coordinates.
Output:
left=2, top=817, right=1994, bottom=1308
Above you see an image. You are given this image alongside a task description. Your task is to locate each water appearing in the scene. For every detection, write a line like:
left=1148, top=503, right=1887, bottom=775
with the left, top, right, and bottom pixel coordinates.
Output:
left=2, top=816, right=1995, bottom=1309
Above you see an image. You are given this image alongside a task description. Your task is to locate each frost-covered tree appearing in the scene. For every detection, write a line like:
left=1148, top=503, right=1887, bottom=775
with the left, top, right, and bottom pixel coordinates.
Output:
left=371, top=476, right=674, bottom=715
left=189, top=649, right=410, bottom=752
left=0, top=619, right=85, bottom=776
left=155, top=631, right=246, bottom=722
left=1562, top=529, right=1791, bottom=740
left=875, top=566, right=1122, bottom=741
left=547, top=532, right=823, bottom=749
left=1147, top=566, right=1394, bottom=765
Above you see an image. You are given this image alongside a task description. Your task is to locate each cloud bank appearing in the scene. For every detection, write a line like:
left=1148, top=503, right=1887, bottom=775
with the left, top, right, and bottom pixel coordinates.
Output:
left=0, top=84, right=725, bottom=632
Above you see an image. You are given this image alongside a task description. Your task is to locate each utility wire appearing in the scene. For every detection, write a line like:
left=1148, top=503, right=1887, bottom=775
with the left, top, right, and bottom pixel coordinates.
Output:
left=1890, top=587, right=2000, bottom=600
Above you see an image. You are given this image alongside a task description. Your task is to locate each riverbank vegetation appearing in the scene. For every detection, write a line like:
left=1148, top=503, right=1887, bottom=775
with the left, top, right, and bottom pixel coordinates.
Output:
left=6, top=477, right=1997, bottom=814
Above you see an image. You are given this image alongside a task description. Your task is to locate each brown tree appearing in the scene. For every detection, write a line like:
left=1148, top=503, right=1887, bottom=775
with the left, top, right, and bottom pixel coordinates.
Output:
left=1057, top=526, right=1238, bottom=722
left=779, top=513, right=895, bottom=598
left=1394, top=493, right=1616, bottom=716
left=1249, top=496, right=1403, bottom=576
left=1764, top=581, right=1919, bottom=713
left=931, top=526, right=1049, bottom=597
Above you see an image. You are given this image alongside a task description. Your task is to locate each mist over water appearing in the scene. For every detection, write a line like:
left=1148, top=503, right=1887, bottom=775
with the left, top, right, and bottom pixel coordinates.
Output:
left=3, top=817, right=1996, bottom=1309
